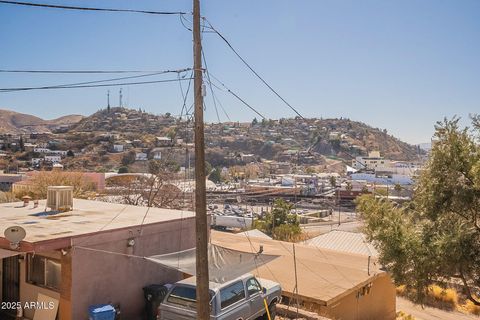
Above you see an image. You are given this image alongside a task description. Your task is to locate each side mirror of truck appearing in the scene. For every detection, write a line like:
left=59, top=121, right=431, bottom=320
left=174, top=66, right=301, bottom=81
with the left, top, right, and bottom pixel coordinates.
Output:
left=262, top=287, right=267, bottom=294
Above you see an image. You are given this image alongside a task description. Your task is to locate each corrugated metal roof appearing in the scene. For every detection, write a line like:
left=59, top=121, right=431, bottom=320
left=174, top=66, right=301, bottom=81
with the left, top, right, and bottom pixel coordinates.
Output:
left=305, top=230, right=378, bottom=257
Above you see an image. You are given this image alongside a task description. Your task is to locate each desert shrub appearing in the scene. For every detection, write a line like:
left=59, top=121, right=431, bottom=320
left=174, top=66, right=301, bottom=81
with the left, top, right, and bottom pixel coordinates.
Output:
left=396, top=285, right=407, bottom=296
left=464, top=299, right=480, bottom=315
left=396, top=311, right=416, bottom=320
left=426, top=285, right=458, bottom=310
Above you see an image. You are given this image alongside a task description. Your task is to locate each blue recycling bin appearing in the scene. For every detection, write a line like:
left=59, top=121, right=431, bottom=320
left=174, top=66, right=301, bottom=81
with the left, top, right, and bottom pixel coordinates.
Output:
left=88, top=304, right=116, bottom=320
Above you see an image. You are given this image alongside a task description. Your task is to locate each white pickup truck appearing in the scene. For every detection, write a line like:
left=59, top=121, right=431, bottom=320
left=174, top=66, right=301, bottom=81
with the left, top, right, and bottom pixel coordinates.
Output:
left=159, top=274, right=281, bottom=320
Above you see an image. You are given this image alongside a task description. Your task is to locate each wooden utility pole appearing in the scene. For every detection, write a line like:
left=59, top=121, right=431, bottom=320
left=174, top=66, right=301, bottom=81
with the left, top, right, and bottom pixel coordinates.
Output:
left=193, top=0, right=210, bottom=319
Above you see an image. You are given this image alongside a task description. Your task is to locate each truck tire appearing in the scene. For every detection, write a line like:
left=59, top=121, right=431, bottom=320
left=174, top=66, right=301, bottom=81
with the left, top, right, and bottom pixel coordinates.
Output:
left=268, top=302, right=277, bottom=319
left=261, top=302, right=276, bottom=320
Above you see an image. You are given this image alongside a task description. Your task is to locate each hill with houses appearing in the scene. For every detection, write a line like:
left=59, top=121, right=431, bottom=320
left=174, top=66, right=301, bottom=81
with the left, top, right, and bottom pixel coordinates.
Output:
left=0, top=107, right=424, bottom=173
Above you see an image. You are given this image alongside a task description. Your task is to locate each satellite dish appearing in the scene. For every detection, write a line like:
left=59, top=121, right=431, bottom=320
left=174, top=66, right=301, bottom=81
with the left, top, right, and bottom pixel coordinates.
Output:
left=4, top=226, right=26, bottom=249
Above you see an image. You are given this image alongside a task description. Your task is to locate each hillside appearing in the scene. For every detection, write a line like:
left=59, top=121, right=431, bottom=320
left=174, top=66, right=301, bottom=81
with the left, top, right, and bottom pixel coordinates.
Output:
left=70, top=107, right=175, bottom=133
left=0, top=109, right=83, bottom=133
left=2, top=107, right=423, bottom=170
left=308, top=118, right=423, bottom=160
left=202, top=118, right=424, bottom=163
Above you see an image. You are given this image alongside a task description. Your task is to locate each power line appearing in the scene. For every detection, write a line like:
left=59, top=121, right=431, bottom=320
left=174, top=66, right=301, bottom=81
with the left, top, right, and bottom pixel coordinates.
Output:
left=203, top=17, right=305, bottom=120
left=210, top=84, right=231, bottom=121
left=205, top=72, right=266, bottom=120
left=0, top=68, right=191, bottom=92
left=0, top=69, right=186, bottom=74
left=0, top=77, right=193, bottom=92
left=201, top=50, right=221, bottom=123
left=0, top=0, right=187, bottom=15
left=178, top=70, right=193, bottom=119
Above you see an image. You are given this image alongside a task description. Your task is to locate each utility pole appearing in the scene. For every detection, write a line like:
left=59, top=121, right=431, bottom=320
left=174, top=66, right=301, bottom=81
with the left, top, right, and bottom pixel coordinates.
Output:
left=193, top=0, right=210, bottom=319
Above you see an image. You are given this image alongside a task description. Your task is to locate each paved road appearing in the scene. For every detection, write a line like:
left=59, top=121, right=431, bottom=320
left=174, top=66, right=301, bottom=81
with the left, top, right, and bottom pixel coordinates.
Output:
left=397, top=297, right=479, bottom=320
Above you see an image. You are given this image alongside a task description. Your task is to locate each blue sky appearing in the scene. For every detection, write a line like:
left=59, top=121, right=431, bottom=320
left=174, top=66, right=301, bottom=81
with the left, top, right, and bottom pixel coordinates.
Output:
left=0, top=0, right=479, bottom=143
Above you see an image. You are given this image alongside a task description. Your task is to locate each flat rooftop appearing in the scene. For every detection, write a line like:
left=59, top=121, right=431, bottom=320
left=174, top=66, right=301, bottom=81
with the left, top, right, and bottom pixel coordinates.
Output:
left=0, top=199, right=195, bottom=243
left=212, top=231, right=385, bottom=305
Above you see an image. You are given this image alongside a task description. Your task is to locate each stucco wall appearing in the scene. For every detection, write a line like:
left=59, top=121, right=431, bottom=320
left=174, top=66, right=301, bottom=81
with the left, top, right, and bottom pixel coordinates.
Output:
left=320, top=273, right=396, bottom=320
left=68, top=217, right=197, bottom=320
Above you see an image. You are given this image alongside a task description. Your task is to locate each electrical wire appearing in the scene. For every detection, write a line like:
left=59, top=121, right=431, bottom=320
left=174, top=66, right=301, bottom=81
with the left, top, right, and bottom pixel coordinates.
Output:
left=208, top=80, right=265, bottom=119
left=0, top=0, right=187, bottom=15
left=210, top=84, right=231, bottom=121
left=0, top=77, right=193, bottom=92
left=179, top=14, right=213, bottom=33
left=178, top=71, right=193, bottom=119
left=204, top=74, right=266, bottom=120
left=201, top=50, right=221, bottom=123
left=0, top=68, right=190, bottom=92
left=203, top=17, right=305, bottom=119
left=179, top=14, right=192, bottom=31
left=0, top=69, right=186, bottom=74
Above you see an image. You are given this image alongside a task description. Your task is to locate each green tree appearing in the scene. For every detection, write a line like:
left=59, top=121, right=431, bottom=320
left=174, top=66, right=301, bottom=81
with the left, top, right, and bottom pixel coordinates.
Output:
left=208, top=167, right=222, bottom=184
left=329, top=176, right=337, bottom=188
left=118, top=166, right=129, bottom=174
left=19, top=136, right=25, bottom=152
left=255, top=199, right=301, bottom=241
left=357, top=117, right=480, bottom=306
left=251, top=117, right=258, bottom=126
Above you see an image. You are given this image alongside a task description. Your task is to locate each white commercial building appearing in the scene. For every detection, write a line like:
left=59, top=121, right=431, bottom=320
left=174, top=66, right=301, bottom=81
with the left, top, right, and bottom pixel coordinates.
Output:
left=352, top=151, right=391, bottom=171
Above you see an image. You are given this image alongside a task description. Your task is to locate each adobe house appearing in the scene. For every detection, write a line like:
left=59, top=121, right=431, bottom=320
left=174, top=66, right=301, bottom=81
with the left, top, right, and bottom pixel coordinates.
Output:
left=0, top=186, right=196, bottom=320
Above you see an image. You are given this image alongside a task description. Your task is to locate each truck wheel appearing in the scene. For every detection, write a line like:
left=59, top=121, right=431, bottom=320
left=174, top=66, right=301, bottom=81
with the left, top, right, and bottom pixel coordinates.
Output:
left=267, top=302, right=276, bottom=319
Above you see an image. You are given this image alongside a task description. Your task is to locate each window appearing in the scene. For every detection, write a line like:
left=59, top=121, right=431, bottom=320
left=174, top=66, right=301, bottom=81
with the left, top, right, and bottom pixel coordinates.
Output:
left=167, top=286, right=197, bottom=309
left=166, top=286, right=214, bottom=312
left=246, top=278, right=262, bottom=296
left=220, top=281, right=245, bottom=309
left=27, top=255, right=61, bottom=291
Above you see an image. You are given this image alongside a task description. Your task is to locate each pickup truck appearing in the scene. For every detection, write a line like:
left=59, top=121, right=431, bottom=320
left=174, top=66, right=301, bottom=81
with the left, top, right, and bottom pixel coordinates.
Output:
left=159, top=273, right=281, bottom=320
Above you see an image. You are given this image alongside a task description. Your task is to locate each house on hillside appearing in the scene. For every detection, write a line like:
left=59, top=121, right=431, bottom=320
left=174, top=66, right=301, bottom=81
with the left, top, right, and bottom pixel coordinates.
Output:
left=113, top=144, right=124, bottom=153
left=44, top=155, right=61, bottom=164
left=135, top=152, right=148, bottom=161
left=150, top=148, right=162, bottom=160
left=0, top=189, right=197, bottom=320
left=156, top=137, right=173, bottom=147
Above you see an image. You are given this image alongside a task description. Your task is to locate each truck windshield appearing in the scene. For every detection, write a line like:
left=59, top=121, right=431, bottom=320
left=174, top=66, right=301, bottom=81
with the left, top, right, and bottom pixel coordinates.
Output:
left=166, top=286, right=214, bottom=311
left=167, top=286, right=197, bottom=308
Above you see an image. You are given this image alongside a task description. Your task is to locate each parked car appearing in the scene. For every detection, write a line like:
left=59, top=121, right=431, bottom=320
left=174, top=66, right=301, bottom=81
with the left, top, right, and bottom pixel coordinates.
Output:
left=159, top=273, right=281, bottom=320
